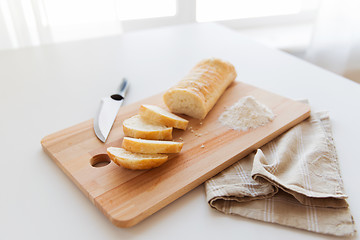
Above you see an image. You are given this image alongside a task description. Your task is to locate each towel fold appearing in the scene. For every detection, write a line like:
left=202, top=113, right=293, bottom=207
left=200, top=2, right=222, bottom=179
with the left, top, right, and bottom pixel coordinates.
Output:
left=205, top=111, right=356, bottom=237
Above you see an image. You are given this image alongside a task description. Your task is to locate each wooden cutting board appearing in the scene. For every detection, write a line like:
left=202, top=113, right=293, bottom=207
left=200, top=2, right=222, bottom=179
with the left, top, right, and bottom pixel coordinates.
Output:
left=41, top=82, right=310, bottom=228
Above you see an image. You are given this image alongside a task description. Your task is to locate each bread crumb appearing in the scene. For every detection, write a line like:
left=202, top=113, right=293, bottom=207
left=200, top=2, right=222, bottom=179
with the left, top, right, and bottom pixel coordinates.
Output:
left=200, top=122, right=203, bottom=125
left=191, top=129, right=194, bottom=133
left=179, top=137, right=183, bottom=141
left=195, top=133, right=202, bottom=137
left=200, top=144, right=205, bottom=148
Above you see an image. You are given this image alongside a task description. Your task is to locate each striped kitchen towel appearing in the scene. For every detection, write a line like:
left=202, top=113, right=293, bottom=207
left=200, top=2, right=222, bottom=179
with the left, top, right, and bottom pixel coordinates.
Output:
left=205, top=111, right=356, bottom=237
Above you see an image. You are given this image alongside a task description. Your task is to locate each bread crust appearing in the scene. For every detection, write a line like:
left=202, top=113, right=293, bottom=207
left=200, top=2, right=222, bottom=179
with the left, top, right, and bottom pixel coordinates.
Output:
left=139, top=105, right=188, bottom=130
left=107, top=147, right=168, bottom=170
left=123, top=115, right=173, bottom=140
left=122, top=137, right=183, bottom=154
left=163, top=58, right=237, bottom=119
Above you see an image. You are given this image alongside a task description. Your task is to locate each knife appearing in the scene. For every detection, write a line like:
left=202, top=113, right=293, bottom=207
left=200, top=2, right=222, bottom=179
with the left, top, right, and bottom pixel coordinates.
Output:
left=94, top=78, right=129, bottom=142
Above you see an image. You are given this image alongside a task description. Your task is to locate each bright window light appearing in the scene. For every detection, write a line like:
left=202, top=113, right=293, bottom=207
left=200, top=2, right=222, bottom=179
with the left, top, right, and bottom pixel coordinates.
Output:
left=196, top=0, right=303, bottom=22
left=44, top=0, right=118, bottom=26
left=116, top=0, right=176, bottom=20
left=43, top=0, right=176, bottom=26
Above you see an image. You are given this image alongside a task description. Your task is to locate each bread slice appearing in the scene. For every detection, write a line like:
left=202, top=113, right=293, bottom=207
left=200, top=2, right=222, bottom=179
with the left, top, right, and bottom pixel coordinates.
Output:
left=139, top=104, right=188, bottom=130
left=122, top=137, right=183, bottom=154
left=107, top=147, right=168, bottom=170
left=123, top=115, right=173, bottom=140
left=163, top=58, right=237, bottom=119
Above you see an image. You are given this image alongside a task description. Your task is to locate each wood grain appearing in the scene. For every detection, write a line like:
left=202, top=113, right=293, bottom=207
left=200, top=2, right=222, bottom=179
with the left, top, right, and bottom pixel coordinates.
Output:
left=41, top=82, right=310, bottom=227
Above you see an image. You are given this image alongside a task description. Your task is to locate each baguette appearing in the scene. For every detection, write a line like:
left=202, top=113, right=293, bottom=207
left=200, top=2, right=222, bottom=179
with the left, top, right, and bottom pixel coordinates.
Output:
left=123, top=115, right=173, bottom=140
left=163, top=58, right=237, bottom=119
left=122, top=137, right=183, bottom=154
left=139, top=104, right=188, bottom=130
left=107, top=147, right=168, bottom=170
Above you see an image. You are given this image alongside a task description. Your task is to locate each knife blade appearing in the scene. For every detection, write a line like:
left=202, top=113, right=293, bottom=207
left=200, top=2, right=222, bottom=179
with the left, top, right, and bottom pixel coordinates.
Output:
left=94, top=78, right=129, bottom=142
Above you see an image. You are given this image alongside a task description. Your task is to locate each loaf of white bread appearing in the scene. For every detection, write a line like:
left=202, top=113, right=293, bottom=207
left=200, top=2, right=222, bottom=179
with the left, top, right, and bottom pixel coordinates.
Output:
left=107, top=58, right=237, bottom=170
left=163, top=58, right=237, bottom=119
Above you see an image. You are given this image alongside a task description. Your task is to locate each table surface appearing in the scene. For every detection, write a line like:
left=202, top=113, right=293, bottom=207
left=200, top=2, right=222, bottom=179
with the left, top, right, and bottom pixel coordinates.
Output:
left=1, top=23, right=359, bottom=240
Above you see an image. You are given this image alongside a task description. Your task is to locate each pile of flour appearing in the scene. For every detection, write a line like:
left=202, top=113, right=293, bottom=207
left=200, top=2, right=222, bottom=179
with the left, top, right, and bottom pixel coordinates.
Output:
left=219, top=96, right=275, bottom=131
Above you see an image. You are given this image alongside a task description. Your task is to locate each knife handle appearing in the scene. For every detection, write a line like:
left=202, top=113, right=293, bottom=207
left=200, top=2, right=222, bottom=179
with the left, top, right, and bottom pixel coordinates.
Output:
left=119, top=78, right=129, bottom=97
left=110, top=78, right=129, bottom=101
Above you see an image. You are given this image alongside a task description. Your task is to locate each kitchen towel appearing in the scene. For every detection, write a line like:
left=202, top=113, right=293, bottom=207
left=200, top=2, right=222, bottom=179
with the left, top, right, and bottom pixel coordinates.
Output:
left=205, top=111, right=356, bottom=236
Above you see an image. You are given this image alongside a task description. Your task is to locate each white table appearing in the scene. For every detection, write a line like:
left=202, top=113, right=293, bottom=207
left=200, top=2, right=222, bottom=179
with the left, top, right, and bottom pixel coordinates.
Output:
left=1, top=23, right=359, bottom=240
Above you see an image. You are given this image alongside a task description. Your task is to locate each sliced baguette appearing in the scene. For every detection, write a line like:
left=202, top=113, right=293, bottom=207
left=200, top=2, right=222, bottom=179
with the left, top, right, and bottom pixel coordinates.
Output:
left=123, top=115, right=173, bottom=140
left=107, top=147, right=168, bottom=170
left=139, top=104, right=188, bottom=130
left=122, top=137, right=183, bottom=154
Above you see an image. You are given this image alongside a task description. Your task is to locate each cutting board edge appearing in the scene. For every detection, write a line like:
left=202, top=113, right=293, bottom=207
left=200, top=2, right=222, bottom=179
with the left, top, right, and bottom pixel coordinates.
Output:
left=41, top=142, right=94, bottom=203
left=40, top=119, right=94, bottom=149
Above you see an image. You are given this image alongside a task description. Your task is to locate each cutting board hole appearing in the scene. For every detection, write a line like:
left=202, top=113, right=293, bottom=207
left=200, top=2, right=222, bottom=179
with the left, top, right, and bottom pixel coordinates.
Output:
left=90, top=154, right=111, bottom=168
